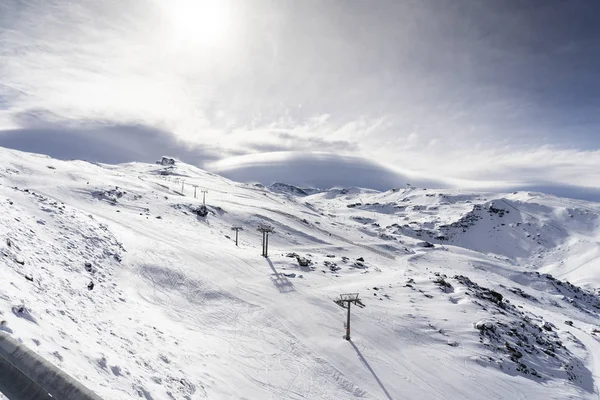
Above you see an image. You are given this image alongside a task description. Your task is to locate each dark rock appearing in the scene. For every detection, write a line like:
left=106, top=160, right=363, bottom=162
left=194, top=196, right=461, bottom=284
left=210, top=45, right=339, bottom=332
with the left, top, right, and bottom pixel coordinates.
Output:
left=434, top=276, right=454, bottom=293
left=505, top=342, right=523, bottom=361
left=489, top=290, right=503, bottom=304
left=324, top=260, right=340, bottom=271
left=542, top=322, right=553, bottom=332
left=195, top=205, right=208, bottom=217
left=297, top=257, right=311, bottom=267
left=475, top=320, right=495, bottom=332
left=454, top=275, right=504, bottom=306
left=509, top=287, right=537, bottom=301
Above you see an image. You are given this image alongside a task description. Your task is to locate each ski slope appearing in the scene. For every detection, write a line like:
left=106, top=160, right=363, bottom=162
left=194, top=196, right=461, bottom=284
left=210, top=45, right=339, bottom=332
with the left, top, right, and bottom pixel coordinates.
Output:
left=1, top=147, right=600, bottom=399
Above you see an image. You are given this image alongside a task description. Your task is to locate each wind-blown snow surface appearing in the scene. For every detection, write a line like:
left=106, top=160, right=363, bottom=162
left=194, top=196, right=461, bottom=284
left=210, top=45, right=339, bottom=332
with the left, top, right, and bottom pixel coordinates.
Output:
left=1, top=148, right=600, bottom=399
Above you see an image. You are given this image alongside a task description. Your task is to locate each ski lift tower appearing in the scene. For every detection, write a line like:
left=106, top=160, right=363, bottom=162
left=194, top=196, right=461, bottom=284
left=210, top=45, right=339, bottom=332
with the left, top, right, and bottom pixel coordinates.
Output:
left=257, top=225, right=275, bottom=257
left=334, top=293, right=365, bottom=341
left=231, top=226, right=243, bottom=246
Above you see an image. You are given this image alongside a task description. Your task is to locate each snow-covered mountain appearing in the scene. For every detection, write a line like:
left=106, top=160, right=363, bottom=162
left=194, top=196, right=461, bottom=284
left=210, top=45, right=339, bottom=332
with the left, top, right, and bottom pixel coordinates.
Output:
left=267, top=182, right=322, bottom=197
left=1, top=147, right=600, bottom=400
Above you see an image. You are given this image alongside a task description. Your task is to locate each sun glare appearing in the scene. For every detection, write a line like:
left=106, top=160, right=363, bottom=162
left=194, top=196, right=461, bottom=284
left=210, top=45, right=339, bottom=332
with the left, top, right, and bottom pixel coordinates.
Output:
left=168, top=0, right=235, bottom=49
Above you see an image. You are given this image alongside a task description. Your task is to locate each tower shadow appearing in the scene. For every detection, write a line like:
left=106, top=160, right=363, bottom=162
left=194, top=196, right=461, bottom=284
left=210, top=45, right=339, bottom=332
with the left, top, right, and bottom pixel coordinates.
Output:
left=350, top=340, right=394, bottom=400
left=265, top=257, right=295, bottom=293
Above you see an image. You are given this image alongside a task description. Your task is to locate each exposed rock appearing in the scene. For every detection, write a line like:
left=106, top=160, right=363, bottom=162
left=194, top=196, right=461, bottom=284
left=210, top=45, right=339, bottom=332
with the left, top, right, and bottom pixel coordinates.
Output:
left=433, top=275, right=453, bottom=293
left=195, top=205, right=208, bottom=217
left=508, top=287, right=538, bottom=302
left=454, top=275, right=504, bottom=306
left=85, top=261, right=93, bottom=272
left=296, top=256, right=311, bottom=267
left=542, top=321, right=554, bottom=332
left=324, top=260, right=340, bottom=272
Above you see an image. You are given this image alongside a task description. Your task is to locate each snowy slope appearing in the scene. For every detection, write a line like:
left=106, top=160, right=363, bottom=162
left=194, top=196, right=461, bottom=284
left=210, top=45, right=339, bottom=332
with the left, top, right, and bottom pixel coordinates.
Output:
left=1, top=148, right=600, bottom=399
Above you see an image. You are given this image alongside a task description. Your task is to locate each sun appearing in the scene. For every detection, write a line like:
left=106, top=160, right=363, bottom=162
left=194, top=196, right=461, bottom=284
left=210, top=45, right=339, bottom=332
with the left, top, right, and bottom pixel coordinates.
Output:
left=167, top=0, right=235, bottom=49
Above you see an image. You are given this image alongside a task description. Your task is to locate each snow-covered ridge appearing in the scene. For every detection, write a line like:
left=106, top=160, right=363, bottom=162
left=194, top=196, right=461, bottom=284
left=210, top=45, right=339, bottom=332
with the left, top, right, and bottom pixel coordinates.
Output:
left=1, top=147, right=600, bottom=399
left=267, top=182, right=322, bottom=197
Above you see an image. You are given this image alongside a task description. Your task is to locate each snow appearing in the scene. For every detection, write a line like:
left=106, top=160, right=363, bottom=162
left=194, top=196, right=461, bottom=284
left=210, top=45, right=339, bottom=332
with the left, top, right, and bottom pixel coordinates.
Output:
left=1, top=147, right=600, bottom=399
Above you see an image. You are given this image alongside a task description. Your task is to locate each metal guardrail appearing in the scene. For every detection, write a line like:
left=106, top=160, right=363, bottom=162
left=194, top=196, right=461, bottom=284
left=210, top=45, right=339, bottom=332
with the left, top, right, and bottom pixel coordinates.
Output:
left=0, top=353, right=51, bottom=399
left=0, top=332, right=103, bottom=400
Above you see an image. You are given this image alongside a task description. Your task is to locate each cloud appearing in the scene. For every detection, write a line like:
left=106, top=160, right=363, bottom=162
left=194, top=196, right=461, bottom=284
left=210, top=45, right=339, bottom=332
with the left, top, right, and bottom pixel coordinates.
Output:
left=207, top=151, right=443, bottom=190
left=0, top=119, right=222, bottom=165
left=3, top=0, right=597, bottom=151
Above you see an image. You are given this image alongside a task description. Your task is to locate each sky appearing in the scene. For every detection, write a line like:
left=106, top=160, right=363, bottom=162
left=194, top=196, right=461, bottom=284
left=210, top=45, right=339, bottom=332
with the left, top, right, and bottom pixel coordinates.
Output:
left=1, top=0, right=600, bottom=197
